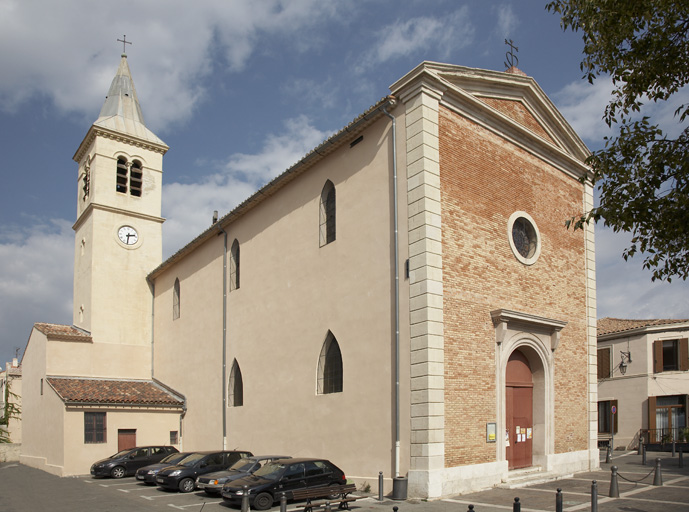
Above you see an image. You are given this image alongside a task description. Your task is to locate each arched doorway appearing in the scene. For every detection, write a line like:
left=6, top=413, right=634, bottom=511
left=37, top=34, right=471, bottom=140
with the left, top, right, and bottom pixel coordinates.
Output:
left=506, top=350, right=533, bottom=469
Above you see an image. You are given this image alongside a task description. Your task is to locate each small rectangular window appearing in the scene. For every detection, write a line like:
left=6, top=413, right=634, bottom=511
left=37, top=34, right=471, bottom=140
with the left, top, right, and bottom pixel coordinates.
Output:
left=170, top=431, right=178, bottom=444
left=84, top=412, right=107, bottom=443
left=654, top=339, right=689, bottom=373
left=598, top=400, right=618, bottom=434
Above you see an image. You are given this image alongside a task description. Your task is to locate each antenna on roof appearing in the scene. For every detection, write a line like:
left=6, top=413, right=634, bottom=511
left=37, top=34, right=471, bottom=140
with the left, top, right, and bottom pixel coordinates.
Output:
left=504, top=38, right=519, bottom=70
left=117, top=35, right=132, bottom=56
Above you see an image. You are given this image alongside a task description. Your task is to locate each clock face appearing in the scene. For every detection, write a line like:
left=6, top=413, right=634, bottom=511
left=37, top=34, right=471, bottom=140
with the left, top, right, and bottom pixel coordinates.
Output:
left=118, top=226, right=139, bottom=245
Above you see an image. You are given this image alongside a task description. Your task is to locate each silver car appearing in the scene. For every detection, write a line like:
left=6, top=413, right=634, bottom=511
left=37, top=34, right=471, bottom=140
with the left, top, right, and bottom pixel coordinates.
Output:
left=196, top=455, right=291, bottom=495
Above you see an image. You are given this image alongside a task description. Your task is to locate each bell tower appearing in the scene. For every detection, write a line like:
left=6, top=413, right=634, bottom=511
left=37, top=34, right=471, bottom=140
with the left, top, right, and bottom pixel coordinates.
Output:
left=71, top=52, right=168, bottom=376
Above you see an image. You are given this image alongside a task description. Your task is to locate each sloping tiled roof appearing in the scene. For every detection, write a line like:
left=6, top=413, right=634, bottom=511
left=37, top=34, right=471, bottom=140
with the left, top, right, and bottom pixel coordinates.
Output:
left=34, top=323, right=92, bottom=341
left=47, top=377, right=184, bottom=407
left=148, top=95, right=396, bottom=280
left=598, top=317, right=689, bottom=336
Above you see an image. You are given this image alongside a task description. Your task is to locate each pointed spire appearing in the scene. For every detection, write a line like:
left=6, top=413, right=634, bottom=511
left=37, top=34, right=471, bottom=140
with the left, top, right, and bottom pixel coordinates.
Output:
left=93, top=54, right=166, bottom=147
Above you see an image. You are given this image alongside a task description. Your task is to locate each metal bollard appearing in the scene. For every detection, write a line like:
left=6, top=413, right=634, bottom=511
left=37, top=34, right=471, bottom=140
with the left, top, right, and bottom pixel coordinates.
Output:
left=280, top=493, right=287, bottom=512
left=672, top=439, right=676, bottom=457
left=467, top=506, right=475, bottom=512
left=653, top=458, right=663, bottom=486
left=591, top=480, right=598, bottom=512
left=637, top=440, right=642, bottom=455
left=379, top=471, right=384, bottom=501
left=513, top=497, right=520, bottom=512
left=393, top=507, right=398, bottom=512
left=555, top=488, right=563, bottom=512
left=642, top=443, right=647, bottom=465
left=241, top=485, right=250, bottom=512
left=680, top=447, right=684, bottom=468
left=324, top=501, right=332, bottom=512
left=605, top=445, right=611, bottom=463
left=609, top=466, right=619, bottom=498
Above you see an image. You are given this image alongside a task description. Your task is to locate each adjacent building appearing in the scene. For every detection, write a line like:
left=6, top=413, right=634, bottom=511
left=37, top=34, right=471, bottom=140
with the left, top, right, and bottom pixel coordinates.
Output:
left=19, top=55, right=598, bottom=497
left=597, top=318, right=689, bottom=450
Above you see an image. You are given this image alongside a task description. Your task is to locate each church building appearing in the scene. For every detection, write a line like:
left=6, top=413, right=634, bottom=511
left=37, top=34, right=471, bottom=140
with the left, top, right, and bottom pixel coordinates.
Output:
left=20, top=53, right=598, bottom=497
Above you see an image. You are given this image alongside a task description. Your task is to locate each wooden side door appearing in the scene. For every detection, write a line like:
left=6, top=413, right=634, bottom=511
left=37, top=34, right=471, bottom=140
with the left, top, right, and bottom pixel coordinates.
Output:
left=117, top=429, right=137, bottom=451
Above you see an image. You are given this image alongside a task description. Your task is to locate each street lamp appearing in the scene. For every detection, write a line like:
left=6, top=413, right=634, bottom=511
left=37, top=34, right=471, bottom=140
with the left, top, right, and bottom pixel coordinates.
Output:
left=619, top=351, right=632, bottom=375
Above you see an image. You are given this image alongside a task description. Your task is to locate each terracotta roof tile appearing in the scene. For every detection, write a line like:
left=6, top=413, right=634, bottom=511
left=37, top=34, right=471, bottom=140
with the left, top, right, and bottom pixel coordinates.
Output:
left=34, top=323, right=92, bottom=341
left=598, top=317, right=689, bottom=336
left=46, top=377, right=183, bottom=407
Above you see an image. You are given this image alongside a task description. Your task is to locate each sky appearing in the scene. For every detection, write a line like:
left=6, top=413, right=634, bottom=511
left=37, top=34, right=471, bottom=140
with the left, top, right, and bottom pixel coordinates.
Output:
left=1, top=0, right=687, bottom=365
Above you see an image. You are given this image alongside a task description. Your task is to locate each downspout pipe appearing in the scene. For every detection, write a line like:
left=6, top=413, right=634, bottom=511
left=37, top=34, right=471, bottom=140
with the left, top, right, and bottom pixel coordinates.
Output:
left=216, top=223, right=228, bottom=449
left=381, top=100, right=400, bottom=477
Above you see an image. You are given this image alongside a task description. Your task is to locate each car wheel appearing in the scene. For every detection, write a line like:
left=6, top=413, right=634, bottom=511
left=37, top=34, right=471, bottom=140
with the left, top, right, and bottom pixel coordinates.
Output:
left=253, top=492, right=274, bottom=511
left=111, top=466, right=126, bottom=479
left=327, top=483, right=342, bottom=500
left=179, top=478, right=196, bottom=493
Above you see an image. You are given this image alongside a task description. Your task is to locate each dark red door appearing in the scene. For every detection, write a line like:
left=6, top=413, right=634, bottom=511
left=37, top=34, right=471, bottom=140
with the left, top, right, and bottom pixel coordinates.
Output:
left=118, top=429, right=137, bottom=451
left=506, top=350, right=533, bottom=469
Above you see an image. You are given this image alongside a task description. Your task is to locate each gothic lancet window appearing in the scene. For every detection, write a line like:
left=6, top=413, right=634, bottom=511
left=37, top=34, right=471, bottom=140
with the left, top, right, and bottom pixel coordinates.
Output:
left=230, top=239, right=240, bottom=291
left=319, top=180, right=336, bottom=247
left=317, top=331, right=343, bottom=394
left=228, top=359, right=244, bottom=407
left=173, top=278, right=180, bottom=320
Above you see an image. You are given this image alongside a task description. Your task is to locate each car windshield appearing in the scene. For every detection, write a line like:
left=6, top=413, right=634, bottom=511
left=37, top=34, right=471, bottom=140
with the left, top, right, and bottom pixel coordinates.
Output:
left=110, top=449, right=133, bottom=459
left=161, top=452, right=187, bottom=464
left=253, top=462, right=285, bottom=479
left=229, top=459, right=256, bottom=472
left=179, top=453, right=206, bottom=467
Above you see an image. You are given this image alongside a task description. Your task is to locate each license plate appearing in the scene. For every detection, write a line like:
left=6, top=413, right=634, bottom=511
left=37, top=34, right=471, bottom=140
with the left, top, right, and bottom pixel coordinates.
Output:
left=136, top=475, right=144, bottom=480
left=157, top=477, right=164, bottom=483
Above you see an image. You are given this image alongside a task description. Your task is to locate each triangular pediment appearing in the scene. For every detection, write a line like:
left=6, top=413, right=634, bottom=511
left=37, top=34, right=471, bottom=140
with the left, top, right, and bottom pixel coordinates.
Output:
left=390, top=62, right=591, bottom=177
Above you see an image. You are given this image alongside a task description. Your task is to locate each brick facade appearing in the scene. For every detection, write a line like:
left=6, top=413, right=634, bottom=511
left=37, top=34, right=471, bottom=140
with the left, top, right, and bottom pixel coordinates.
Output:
left=439, top=105, right=589, bottom=466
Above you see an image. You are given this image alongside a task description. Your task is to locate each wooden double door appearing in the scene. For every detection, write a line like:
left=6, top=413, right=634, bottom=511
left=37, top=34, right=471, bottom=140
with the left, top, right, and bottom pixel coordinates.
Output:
left=506, top=350, right=533, bottom=470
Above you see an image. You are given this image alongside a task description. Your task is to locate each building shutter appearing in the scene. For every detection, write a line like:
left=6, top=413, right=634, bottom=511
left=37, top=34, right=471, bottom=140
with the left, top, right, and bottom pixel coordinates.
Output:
left=597, top=348, right=611, bottom=379
left=653, top=340, right=663, bottom=373
left=679, top=338, right=689, bottom=371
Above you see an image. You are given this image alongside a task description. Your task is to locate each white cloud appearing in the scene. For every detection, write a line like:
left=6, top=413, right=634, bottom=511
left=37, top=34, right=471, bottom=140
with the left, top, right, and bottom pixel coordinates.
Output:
left=0, top=0, right=342, bottom=131
left=0, top=219, right=74, bottom=361
left=553, top=78, right=615, bottom=145
left=355, top=7, right=474, bottom=73
left=161, top=116, right=330, bottom=255
left=494, top=4, right=519, bottom=39
left=595, top=224, right=689, bottom=319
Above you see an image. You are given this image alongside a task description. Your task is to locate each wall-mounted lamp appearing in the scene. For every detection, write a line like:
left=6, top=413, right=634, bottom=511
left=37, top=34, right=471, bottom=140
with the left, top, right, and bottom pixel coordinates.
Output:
left=619, top=351, right=632, bottom=375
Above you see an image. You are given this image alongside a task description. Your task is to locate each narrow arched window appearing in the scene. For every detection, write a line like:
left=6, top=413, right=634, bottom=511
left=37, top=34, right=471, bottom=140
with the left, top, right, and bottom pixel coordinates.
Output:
left=317, top=331, right=343, bottom=394
left=116, top=157, right=128, bottom=194
left=230, top=239, right=240, bottom=291
left=319, top=181, right=336, bottom=247
left=130, top=160, right=143, bottom=197
left=228, top=359, right=243, bottom=407
left=173, top=278, right=180, bottom=320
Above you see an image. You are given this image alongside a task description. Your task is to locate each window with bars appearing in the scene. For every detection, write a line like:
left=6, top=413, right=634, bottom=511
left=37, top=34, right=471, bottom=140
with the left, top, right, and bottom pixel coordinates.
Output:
left=84, top=412, right=107, bottom=443
left=317, top=332, right=343, bottom=394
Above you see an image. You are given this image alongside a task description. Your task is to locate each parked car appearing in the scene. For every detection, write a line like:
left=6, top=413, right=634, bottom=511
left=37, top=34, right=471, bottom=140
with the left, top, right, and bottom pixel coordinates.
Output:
left=136, top=451, right=193, bottom=484
left=221, top=458, right=346, bottom=510
left=90, top=446, right=179, bottom=479
left=156, top=450, right=252, bottom=493
left=196, top=455, right=291, bottom=495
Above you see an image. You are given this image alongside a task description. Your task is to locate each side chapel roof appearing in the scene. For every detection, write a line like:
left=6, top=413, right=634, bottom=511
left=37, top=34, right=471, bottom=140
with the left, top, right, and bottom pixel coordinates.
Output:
left=47, top=376, right=184, bottom=408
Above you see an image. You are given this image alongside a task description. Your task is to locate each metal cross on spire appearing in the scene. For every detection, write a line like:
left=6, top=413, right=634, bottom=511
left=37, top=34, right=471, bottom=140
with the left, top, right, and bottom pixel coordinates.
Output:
left=117, top=35, right=132, bottom=54
left=504, top=39, right=519, bottom=70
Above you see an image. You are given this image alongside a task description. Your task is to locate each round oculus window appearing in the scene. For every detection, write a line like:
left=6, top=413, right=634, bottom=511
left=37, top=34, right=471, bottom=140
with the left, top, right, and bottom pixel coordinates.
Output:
left=507, top=212, right=541, bottom=265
